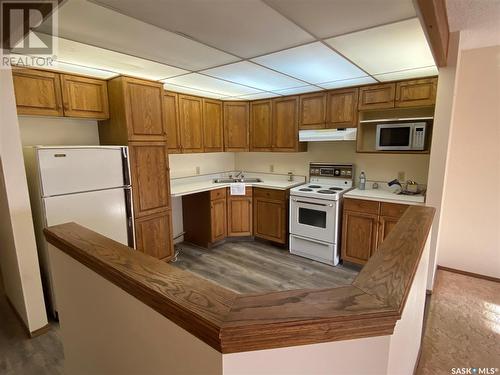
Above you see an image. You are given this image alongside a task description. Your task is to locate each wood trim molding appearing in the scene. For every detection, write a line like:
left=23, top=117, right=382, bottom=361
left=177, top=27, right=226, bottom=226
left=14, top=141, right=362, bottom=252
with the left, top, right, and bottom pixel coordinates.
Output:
left=437, top=265, right=500, bottom=283
left=44, top=206, right=435, bottom=353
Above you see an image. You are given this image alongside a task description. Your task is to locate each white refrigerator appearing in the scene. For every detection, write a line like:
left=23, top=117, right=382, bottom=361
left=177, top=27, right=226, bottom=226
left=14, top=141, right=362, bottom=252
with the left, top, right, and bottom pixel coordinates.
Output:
left=24, top=146, right=135, bottom=316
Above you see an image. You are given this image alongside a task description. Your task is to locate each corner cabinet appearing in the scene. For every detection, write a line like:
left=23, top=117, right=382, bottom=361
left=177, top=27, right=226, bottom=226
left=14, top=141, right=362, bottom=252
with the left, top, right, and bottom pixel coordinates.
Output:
left=253, top=188, right=288, bottom=244
left=224, top=101, right=249, bottom=151
left=341, top=198, right=409, bottom=265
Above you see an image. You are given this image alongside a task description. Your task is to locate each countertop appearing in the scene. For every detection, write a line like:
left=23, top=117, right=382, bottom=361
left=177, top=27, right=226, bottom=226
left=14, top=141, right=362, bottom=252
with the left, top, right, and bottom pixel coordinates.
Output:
left=170, top=172, right=306, bottom=197
left=345, top=187, right=425, bottom=205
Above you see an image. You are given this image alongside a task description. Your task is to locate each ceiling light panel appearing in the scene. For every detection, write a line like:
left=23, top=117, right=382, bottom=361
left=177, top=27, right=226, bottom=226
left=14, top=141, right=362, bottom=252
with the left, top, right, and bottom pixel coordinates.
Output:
left=265, top=0, right=416, bottom=38
left=318, top=76, right=377, bottom=90
left=202, top=61, right=305, bottom=91
left=326, top=18, right=436, bottom=76
left=53, top=36, right=188, bottom=81
left=374, top=66, right=439, bottom=82
left=229, top=92, right=281, bottom=100
left=163, top=84, right=226, bottom=99
left=273, top=85, right=322, bottom=95
left=92, top=0, right=314, bottom=58
left=163, top=73, right=262, bottom=97
left=37, top=0, right=238, bottom=71
left=252, top=42, right=369, bottom=84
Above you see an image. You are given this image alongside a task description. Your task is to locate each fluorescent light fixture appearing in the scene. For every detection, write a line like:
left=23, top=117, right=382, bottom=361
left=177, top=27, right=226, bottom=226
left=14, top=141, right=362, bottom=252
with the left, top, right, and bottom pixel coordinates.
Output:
left=318, top=76, right=376, bottom=89
left=374, top=66, right=438, bottom=81
left=163, top=83, right=227, bottom=99
left=273, top=85, right=322, bottom=95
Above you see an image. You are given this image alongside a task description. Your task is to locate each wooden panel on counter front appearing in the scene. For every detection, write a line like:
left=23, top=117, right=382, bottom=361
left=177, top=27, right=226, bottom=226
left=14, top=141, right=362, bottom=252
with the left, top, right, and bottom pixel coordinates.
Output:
left=163, top=92, right=182, bottom=153
left=128, top=142, right=170, bottom=218
left=203, top=98, right=224, bottom=152
left=224, top=101, right=249, bottom=151
left=135, top=210, right=173, bottom=260
left=61, top=74, right=109, bottom=119
left=250, top=100, right=273, bottom=151
left=326, top=88, right=358, bottom=128
left=12, top=68, right=63, bottom=116
left=178, top=94, right=204, bottom=153
left=395, top=78, right=438, bottom=107
left=299, top=92, right=326, bottom=129
left=358, top=83, right=396, bottom=110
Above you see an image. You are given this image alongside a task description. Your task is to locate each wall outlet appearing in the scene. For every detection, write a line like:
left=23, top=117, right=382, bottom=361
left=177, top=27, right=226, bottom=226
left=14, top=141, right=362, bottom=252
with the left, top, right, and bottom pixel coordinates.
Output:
left=195, top=166, right=200, bottom=175
left=269, top=164, right=274, bottom=173
left=398, top=171, right=405, bottom=181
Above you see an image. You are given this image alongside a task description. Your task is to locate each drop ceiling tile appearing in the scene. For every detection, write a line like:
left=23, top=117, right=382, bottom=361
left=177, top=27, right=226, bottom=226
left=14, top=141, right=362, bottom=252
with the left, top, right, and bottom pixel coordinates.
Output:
left=374, top=66, right=439, bottom=82
left=273, top=85, right=322, bottom=95
left=325, top=18, right=435, bottom=75
left=37, top=0, right=238, bottom=71
left=202, top=61, right=305, bottom=91
left=163, top=84, right=226, bottom=99
left=265, top=0, right=416, bottom=38
left=229, top=92, right=281, bottom=100
left=52, top=36, right=188, bottom=81
left=252, top=42, right=368, bottom=84
left=318, top=76, right=377, bottom=89
left=92, top=0, right=314, bottom=58
left=163, top=74, right=262, bottom=97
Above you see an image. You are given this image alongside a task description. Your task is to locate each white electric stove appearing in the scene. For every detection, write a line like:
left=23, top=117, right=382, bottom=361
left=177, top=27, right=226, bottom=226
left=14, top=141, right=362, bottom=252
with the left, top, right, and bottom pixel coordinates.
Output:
left=289, top=163, right=354, bottom=266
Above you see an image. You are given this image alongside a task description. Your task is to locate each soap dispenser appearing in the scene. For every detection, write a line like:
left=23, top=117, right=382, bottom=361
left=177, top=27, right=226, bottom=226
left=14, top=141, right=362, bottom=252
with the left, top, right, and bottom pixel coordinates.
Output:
left=359, top=171, right=366, bottom=190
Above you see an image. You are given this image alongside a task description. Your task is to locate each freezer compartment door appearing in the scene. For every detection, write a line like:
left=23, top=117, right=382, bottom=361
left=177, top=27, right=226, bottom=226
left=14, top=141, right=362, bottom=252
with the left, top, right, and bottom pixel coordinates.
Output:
left=43, top=188, right=132, bottom=246
left=38, top=147, right=128, bottom=196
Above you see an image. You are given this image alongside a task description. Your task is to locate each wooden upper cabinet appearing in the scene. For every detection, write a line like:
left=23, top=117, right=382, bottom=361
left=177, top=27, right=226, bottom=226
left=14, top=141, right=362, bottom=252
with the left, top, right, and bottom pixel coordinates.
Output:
left=203, top=98, right=224, bottom=152
left=128, top=142, right=170, bottom=218
left=250, top=100, right=273, bottom=151
left=178, top=95, right=204, bottom=153
left=224, top=101, right=249, bottom=152
left=123, top=77, right=166, bottom=141
left=60, top=74, right=109, bottom=119
left=299, top=92, right=326, bottom=130
left=12, top=68, right=63, bottom=116
left=272, top=96, right=303, bottom=152
left=358, top=83, right=396, bottom=110
left=163, top=92, right=182, bottom=153
left=395, top=78, right=438, bottom=107
left=326, top=88, right=358, bottom=128
left=135, top=210, right=173, bottom=260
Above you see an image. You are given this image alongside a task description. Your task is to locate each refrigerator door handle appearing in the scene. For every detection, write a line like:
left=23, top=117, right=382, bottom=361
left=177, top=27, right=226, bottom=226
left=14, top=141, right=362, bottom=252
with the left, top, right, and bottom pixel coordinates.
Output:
left=124, top=186, right=135, bottom=249
left=121, top=147, right=131, bottom=187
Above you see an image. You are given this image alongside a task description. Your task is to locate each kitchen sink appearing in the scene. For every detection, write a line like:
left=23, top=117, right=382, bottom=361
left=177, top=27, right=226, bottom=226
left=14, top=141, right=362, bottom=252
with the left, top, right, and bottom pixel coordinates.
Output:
left=213, top=178, right=262, bottom=183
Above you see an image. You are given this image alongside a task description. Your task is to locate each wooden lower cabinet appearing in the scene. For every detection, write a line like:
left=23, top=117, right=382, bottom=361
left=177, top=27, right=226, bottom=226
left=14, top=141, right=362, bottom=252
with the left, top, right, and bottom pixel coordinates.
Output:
left=341, top=198, right=409, bottom=265
left=135, top=210, right=173, bottom=260
left=211, top=198, right=227, bottom=242
left=253, top=188, right=288, bottom=244
left=227, top=188, right=253, bottom=237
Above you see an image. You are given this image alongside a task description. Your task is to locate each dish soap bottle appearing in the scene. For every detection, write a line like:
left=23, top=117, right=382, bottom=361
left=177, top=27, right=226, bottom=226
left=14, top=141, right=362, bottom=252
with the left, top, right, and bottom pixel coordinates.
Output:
left=359, top=171, right=366, bottom=190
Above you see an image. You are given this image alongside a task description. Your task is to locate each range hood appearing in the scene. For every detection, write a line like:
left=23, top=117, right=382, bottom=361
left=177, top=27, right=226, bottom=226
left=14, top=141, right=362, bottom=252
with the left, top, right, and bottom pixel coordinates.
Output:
left=299, top=128, right=357, bottom=142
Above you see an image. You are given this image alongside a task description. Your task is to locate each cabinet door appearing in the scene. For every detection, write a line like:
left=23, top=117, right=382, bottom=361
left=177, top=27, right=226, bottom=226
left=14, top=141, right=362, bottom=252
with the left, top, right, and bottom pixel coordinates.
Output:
left=395, top=78, right=437, bottom=107
left=179, top=95, right=204, bottom=153
left=341, top=210, right=379, bottom=265
left=378, top=215, right=400, bottom=248
left=224, top=101, right=249, bottom=151
left=299, top=92, right=326, bottom=129
left=12, top=68, right=63, bottom=116
left=211, top=198, right=227, bottom=243
left=253, top=197, right=286, bottom=244
left=124, top=78, right=166, bottom=141
left=203, top=98, right=224, bottom=152
left=164, top=92, right=182, bottom=153
left=135, top=210, right=173, bottom=260
left=250, top=100, right=273, bottom=151
left=326, top=88, right=358, bottom=128
left=61, top=74, right=109, bottom=119
left=227, top=196, right=252, bottom=237
left=358, top=83, right=395, bottom=110
left=129, top=142, right=170, bottom=218
left=273, top=96, right=299, bottom=152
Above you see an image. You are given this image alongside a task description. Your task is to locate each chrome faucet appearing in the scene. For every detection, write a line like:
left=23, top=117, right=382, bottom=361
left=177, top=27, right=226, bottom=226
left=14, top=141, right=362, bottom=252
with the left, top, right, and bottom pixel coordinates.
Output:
left=234, top=171, right=244, bottom=181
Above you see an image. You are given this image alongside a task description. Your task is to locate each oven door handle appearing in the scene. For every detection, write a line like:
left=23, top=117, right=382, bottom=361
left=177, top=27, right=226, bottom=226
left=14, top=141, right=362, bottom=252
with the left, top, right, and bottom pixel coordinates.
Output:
left=292, top=199, right=333, bottom=207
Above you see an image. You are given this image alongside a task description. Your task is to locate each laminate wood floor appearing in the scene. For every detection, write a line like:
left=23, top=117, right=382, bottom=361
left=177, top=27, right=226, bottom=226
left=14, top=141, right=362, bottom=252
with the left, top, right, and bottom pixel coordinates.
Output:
left=170, top=240, right=359, bottom=293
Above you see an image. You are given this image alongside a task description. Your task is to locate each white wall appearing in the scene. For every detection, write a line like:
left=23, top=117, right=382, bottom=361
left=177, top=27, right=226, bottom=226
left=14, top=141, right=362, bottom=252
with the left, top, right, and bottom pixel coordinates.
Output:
left=436, top=45, right=500, bottom=279
left=0, top=68, right=48, bottom=332
left=169, top=152, right=235, bottom=179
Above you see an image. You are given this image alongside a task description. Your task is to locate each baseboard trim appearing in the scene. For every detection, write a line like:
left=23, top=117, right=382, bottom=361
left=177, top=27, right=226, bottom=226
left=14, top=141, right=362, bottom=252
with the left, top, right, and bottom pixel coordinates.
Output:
left=437, top=265, right=500, bottom=283
left=425, top=289, right=432, bottom=295
left=5, top=295, right=51, bottom=338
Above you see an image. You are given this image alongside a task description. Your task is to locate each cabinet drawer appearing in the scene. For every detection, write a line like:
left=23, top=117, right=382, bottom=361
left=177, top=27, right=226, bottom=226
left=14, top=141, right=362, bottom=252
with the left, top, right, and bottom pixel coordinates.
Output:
left=210, top=188, right=227, bottom=200
left=343, top=198, right=380, bottom=214
left=227, top=186, right=252, bottom=198
left=253, top=188, right=287, bottom=201
left=380, top=202, right=408, bottom=218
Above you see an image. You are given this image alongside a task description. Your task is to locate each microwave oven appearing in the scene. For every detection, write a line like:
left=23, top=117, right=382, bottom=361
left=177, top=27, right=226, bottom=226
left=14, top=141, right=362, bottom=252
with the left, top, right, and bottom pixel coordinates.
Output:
left=376, top=122, right=426, bottom=151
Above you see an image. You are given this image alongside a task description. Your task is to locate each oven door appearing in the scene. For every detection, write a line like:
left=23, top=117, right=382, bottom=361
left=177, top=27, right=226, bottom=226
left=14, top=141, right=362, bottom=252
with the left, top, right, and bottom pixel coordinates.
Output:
left=290, top=196, right=337, bottom=243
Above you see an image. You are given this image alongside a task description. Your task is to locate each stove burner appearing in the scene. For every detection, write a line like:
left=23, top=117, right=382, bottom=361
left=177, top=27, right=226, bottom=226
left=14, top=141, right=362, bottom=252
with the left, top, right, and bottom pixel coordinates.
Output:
left=317, top=190, right=336, bottom=194
left=308, top=185, right=321, bottom=188
left=329, top=187, right=343, bottom=191
left=299, top=188, right=313, bottom=191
